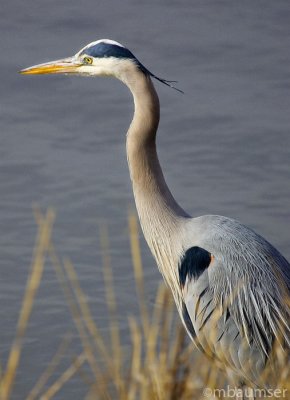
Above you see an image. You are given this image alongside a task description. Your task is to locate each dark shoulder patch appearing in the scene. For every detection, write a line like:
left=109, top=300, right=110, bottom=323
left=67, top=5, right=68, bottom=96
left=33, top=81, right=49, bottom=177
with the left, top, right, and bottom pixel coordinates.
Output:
left=179, top=246, right=212, bottom=287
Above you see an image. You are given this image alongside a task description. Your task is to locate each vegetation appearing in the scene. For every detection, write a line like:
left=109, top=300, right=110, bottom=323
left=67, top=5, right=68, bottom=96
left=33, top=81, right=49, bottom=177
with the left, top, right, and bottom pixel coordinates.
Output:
left=0, top=209, right=288, bottom=399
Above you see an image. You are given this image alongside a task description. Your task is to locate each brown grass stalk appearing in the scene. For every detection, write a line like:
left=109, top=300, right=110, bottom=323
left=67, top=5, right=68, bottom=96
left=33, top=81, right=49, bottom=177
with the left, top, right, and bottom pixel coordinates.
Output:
left=39, top=352, right=86, bottom=400
left=0, top=209, right=55, bottom=400
left=26, top=334, right=72, bottom=400
left=0, top=210, right=288, bottom=399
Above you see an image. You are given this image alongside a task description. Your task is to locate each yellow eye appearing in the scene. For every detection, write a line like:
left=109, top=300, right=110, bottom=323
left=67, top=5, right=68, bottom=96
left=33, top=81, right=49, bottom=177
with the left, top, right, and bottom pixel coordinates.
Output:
left=83, top=56, right=93, bottom=65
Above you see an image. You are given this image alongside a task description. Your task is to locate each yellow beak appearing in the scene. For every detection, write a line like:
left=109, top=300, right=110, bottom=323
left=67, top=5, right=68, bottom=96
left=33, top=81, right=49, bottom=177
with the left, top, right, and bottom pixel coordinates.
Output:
left=20, top=57, right=82, bottom=75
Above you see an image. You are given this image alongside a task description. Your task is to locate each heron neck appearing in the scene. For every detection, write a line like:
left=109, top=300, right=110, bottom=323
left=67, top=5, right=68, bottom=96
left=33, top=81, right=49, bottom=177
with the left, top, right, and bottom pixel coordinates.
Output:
left=124, top=71, right=189, bottom=260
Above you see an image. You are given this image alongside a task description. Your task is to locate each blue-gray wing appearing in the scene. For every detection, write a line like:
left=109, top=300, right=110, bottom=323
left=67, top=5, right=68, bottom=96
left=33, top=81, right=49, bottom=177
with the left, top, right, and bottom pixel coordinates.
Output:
left=180, top=216, right=290, bottom=386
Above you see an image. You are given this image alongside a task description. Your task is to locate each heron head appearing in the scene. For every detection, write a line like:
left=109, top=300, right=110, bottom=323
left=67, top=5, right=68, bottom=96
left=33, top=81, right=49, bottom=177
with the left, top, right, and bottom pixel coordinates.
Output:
left=20, top=39, right=182, bottom=92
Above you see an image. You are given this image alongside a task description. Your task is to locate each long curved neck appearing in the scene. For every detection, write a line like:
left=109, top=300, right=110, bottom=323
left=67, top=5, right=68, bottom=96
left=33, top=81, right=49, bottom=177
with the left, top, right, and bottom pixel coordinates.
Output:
left=122, top=68, right=189, bottom=268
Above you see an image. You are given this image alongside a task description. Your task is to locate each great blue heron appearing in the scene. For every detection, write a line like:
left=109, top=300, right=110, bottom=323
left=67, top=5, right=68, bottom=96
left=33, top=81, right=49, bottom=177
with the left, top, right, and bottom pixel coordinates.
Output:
left=21, top=39, right=289, bottom=398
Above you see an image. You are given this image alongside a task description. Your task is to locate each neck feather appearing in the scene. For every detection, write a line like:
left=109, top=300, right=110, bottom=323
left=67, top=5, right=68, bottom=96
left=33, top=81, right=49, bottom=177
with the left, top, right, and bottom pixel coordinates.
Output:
left=121, top=67, right=189, bottom=276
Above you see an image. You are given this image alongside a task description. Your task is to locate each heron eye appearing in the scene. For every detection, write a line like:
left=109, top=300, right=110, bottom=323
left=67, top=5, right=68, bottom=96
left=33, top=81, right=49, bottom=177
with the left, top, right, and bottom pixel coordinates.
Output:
left=83, top=56, right=93, bottom=65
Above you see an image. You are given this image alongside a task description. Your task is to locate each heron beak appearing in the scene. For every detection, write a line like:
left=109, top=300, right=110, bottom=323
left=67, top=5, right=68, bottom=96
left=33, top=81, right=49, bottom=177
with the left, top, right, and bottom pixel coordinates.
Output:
left=19, top=57, right=82, bottom=75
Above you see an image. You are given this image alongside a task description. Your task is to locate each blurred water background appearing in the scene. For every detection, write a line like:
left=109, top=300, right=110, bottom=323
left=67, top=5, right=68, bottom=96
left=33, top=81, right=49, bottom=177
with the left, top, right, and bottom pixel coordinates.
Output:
left=0, top=0, right=290, bottom=398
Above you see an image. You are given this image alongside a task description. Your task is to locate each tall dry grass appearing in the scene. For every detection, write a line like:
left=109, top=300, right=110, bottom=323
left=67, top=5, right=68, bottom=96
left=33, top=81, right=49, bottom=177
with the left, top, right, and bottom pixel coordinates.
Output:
left=0, top=209, right=289, bottom=399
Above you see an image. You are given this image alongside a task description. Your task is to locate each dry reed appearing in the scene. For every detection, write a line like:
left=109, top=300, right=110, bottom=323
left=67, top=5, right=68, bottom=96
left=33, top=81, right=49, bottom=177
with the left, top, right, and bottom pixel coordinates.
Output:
left=0, top=209, right=288, bottom=399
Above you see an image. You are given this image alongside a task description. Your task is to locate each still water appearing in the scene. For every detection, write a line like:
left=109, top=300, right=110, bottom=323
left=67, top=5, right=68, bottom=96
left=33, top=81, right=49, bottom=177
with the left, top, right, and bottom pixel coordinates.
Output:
left=1, top=0, right=290, bottom=398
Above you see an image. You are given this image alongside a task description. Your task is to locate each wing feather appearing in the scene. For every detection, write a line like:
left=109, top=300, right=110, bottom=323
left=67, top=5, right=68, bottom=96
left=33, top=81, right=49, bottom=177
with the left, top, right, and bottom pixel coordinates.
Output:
left=180, top=215, right=290, bottom=385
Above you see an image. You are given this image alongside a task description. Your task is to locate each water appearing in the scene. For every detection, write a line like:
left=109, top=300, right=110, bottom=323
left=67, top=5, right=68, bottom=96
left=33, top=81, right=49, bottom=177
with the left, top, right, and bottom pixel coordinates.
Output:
left=1, top=0, right=290, bottom=398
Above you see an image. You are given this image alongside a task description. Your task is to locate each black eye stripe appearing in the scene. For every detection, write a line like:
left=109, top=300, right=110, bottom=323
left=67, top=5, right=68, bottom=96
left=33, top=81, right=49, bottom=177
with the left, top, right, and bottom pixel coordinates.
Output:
left=80, top=43, right=150, bottom=76
left=81, top=43, right=135, bottom=60
left=79, top=41, right=183, bottom=93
